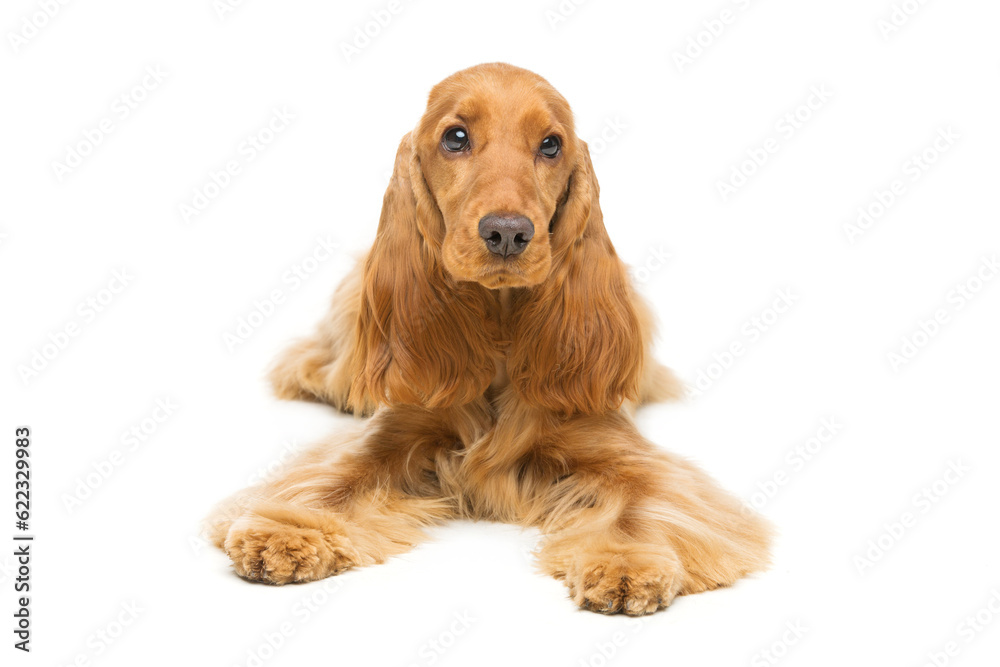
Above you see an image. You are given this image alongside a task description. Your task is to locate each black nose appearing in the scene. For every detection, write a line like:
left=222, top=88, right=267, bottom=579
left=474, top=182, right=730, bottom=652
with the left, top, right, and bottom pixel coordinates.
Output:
left=478, top=214, right=534, bottom=257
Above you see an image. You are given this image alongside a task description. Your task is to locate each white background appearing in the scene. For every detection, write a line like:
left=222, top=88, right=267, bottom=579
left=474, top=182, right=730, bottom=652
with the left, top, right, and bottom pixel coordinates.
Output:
left=3, top=0, right=999, bottom=665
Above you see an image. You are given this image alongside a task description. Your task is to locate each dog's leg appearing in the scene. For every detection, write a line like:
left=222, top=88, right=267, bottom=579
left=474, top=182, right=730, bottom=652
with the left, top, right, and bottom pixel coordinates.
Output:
left=207, top=405, right=480, bottom=584
left=636, top=361, right=684, bottom=405
left=268, top=258, right=375, bottom=414
left=629, top=287, right=685, bottom=405
left=476, top=406, right=772, bottom=615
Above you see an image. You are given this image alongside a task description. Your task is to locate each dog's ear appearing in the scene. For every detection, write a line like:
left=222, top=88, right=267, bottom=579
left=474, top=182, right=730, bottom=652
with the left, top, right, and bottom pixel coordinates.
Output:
left=507, top=140, right=644, bottom=415
left=349, top=134, right=498, bottom=411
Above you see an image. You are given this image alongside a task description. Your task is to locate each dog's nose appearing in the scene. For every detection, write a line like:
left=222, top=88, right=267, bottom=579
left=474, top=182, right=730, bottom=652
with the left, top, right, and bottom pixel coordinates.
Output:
left=478, top=214, right=534, bottom=257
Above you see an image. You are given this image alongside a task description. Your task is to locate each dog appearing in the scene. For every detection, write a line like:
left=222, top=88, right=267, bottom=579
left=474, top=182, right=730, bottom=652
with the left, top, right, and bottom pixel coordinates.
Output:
left=207, top=63, right=771, bottom=615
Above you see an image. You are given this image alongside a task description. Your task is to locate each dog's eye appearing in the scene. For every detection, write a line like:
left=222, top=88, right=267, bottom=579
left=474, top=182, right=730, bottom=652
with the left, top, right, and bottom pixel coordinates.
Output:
left=539, top=136, right=561, bottom=158
left=442, top=127, right=470, bottom=152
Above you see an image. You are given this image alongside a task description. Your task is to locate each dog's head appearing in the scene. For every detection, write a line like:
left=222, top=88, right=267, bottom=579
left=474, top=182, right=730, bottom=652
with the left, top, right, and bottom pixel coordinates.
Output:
left=410, top=63, right=583, bottom=288
left=351, top=63, right=641, bottom=414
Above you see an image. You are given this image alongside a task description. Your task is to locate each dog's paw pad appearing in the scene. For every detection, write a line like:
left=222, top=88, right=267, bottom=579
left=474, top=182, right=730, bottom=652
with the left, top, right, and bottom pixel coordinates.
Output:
left=567, top=552, right=681, bottom=616
left=224, top=520, right=357, bottom=584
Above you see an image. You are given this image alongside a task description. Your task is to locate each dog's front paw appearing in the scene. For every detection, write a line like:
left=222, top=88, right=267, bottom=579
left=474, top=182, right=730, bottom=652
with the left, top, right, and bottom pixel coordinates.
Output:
left=224, top=516, right=358, bottom=584
left=564, top=549, right=683, bottom=616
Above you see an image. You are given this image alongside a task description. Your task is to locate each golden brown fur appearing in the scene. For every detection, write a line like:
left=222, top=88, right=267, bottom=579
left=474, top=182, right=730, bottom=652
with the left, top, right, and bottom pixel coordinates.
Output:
left=208, top=63, right=771, bottom=615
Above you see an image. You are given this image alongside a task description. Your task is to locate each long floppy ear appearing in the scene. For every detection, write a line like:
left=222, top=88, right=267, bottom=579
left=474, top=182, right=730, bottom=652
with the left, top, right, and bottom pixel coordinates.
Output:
left=507, top=141, right=643, bottom=416
left=348, top=134, right=498, bottom=410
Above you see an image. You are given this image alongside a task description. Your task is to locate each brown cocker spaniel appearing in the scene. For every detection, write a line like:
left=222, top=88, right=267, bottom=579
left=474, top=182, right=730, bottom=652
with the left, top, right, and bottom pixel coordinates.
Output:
left=207, top=63, right=771, bottom=615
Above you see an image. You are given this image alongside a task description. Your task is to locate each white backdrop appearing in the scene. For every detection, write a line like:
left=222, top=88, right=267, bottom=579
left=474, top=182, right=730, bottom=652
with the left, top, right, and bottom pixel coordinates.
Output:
left=3, top=0, right=999, bottom=665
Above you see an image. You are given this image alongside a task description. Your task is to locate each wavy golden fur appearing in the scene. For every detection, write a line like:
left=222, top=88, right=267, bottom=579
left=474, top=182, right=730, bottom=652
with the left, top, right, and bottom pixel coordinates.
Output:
left=207, top=63, right=771, bottom=615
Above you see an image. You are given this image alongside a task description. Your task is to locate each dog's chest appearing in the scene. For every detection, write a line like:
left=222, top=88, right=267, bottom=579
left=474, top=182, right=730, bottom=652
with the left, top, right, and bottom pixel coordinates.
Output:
left=489, top=287, right=515, bottom=393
